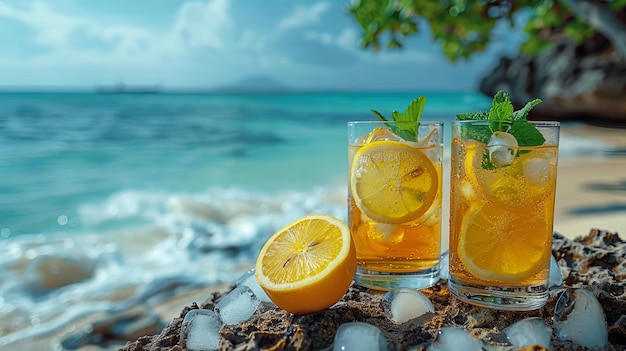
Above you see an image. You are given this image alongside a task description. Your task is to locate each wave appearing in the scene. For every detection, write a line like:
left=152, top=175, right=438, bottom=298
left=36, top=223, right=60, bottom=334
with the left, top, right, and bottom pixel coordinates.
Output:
left=0, top=185, right=348, bottom=346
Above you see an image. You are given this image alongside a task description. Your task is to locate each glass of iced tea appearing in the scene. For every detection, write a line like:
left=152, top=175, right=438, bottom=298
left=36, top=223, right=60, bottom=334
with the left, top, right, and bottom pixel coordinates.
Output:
left=449, top=120, right=559, bottom=310
left=348, top=121, right=443, bottom=290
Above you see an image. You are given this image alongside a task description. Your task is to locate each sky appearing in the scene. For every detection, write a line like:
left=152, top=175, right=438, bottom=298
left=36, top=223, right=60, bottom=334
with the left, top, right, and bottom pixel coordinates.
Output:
left=0, top=0, right=527, bottom=91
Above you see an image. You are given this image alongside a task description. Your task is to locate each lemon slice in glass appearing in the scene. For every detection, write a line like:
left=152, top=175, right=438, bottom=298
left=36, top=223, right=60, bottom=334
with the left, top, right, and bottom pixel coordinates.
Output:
left=464, top=141, right=555, bottom=209
left=458, top=202, right=551, bottom=283
left=350, top=140, right=439, bottom=224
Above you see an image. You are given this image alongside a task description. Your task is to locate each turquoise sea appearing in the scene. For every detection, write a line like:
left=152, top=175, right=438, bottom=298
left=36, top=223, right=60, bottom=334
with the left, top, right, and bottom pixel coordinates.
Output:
left=0, top=91, right=605, bottom=347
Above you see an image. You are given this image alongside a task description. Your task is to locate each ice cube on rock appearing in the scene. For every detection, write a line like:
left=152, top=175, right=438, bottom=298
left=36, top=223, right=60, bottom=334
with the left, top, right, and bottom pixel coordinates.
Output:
left=553, top=288, right=608, bottom=348
left=504, top=317, right=552, bottom=349
left=439, top=251, right=449, bottom=280
left=385, top=287, right=434, bottom=324
left=427, top=327, right=482, bottom=351
left=236, top=268, right=272, bottom=303
left=180, top=309, right=221, bottom=351
left=487, top=131, right=518, bottom=167
left=215, top=285, right=260, bottom=325
left=549, top=255, right=563, bottom=288
left=333, top=322, right=387, bottom=351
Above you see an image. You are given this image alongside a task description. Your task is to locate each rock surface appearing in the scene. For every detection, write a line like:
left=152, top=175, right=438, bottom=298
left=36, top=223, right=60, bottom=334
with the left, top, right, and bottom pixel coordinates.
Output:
left=479, top=30, right=626, bottom=127
left=120, top=229, right=626, bottom=351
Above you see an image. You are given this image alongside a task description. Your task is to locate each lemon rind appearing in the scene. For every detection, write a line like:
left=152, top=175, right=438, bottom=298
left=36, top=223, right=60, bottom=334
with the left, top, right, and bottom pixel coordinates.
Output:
left=255, top=215, right=353, bottom=291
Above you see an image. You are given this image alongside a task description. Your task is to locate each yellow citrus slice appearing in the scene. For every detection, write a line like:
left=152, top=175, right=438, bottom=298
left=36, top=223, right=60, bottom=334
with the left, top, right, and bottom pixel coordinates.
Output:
left=458, top=202, right=551, bottom=282
left=255, top=215, right=356, bottom=314
left=464, top=141, right=555, bottom=209
left=350, top=140, right=439, bottom=224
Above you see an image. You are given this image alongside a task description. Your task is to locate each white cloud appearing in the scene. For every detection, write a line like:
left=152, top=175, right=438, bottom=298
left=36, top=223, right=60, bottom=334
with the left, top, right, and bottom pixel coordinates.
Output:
left=239, top=30, right=266, bottom=52
left=336, top=28, right=359, bottom=50
left=0, top=0, right=477, bottom=89
left=0, top=2, right=158, bottom=66
left=0, top=0, right=235, bottom=67
left=303, top=31, right=333, bottom=45
left=278, top=2, right=330, bottom=30
left=172, top=0, right=231, bottom=49
left=0, top=0, right=244, bottom=88
left=333, top=28, right=434, bottom=65
left=0, top=2, right=83, bottom=48
left=302, top=27, right=359, bottom=51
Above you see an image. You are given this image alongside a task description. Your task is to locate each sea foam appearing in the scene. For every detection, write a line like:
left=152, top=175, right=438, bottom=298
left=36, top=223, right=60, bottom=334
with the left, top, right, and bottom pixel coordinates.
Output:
left=0, top=185, right=347, bottom=346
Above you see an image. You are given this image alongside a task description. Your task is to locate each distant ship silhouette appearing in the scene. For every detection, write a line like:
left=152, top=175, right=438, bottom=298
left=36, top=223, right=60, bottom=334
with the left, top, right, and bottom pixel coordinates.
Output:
left=95, top=83, right=162, bottom=94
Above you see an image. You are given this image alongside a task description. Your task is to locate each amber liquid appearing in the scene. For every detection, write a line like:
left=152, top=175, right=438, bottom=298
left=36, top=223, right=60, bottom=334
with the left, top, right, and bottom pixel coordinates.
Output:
left=348, top=143, right=442, bottom=273
left=449, top=137, right=558, bottom=287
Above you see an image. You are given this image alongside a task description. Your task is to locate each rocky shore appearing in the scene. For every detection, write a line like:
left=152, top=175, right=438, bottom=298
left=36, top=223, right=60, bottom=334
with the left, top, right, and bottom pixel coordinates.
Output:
left=479, top=28, right=626, bottom=127
left=121, top=229, right=625, bottom=351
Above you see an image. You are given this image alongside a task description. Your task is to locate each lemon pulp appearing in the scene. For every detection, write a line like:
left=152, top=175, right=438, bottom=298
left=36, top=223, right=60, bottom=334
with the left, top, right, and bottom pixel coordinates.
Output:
left=464, top=141, right=556, bottom=209
left=350, top=140, right=439, bottom=224
left=458, top=202, right=551, bottom=283
left=255, top=215, right=356, bottom=314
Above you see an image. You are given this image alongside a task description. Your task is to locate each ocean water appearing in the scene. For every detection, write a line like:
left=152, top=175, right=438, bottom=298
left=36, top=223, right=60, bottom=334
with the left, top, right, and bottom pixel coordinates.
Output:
left=0, top=91, right=607, bottom=347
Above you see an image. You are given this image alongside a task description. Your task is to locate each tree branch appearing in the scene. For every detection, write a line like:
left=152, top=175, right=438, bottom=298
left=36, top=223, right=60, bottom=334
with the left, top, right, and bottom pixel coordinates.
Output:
left=559, top=0, right=626, bottom=59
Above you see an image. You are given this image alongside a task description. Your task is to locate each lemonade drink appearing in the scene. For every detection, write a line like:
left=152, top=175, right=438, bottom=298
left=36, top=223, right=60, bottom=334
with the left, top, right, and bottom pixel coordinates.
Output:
left=449, top=120, right=559, bottom=310
left=348, top=121, right=443, bottom=290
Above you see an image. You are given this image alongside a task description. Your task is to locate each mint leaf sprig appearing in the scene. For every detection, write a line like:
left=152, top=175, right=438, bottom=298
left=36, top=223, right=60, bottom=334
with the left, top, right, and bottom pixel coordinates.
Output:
left=371, top=96, right=426, bottom=142
left=456, top=90, right=545, bottom=147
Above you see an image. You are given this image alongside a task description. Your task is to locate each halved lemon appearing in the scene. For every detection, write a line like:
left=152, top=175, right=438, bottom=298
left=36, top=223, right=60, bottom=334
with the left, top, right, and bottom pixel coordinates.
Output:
left=350, top=140, right=439, bottom=224
left=458, top=202, right=551, bottom=282
left=255, top=215, right=356, bottom=314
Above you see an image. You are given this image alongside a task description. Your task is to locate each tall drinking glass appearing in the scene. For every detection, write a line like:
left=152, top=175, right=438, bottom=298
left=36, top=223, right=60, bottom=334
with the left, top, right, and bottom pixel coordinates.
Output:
left=449, top=120, right=559, bottom=310
left=348, top=121, right=443, bottom=290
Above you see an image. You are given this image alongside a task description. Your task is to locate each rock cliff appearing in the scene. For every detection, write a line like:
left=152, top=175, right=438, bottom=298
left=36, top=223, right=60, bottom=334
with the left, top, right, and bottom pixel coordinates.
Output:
left=479, top=33, right=626, bottom=127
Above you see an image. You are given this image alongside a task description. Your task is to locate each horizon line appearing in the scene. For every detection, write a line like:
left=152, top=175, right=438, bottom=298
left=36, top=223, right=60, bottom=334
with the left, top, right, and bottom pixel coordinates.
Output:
left=0, top=84, right=481, bottom=95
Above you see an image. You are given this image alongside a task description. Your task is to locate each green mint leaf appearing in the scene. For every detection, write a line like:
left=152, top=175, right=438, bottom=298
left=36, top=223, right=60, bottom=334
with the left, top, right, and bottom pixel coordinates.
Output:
left=509, top=120, right=546, bottom=147
left=456, top=111, right=491, bottom=143
left=460, top=124, right=491, bottom=144
left=405, top=96, right=426, bottom=123
left=492, top=90, right=509, bottom=104
left=456, top=111, right=489, bottom=120
left=455, top=90, right=545, bottom=170
left=390, top=110, right=417, bottom=141
left=394, top=97, right=426, bottom=141
left=372, top=97, right=426, bottom=142
left=481, top=151, right=497, bottom=170
left=373, top=108, right=410, bottom=139
left=488, top=91, right=514, bottom=132
left=391, top=110, right=405, bottom=121
left=513, top=98, right=542, bottom=121
left=371, top=109, right=388, bottom=121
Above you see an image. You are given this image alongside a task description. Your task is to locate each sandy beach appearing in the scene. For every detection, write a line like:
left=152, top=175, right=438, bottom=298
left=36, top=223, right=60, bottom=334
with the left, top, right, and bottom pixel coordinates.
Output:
left=554, top=124, right=626, bottom=237
left=4, top=123, right=625, bottom=351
